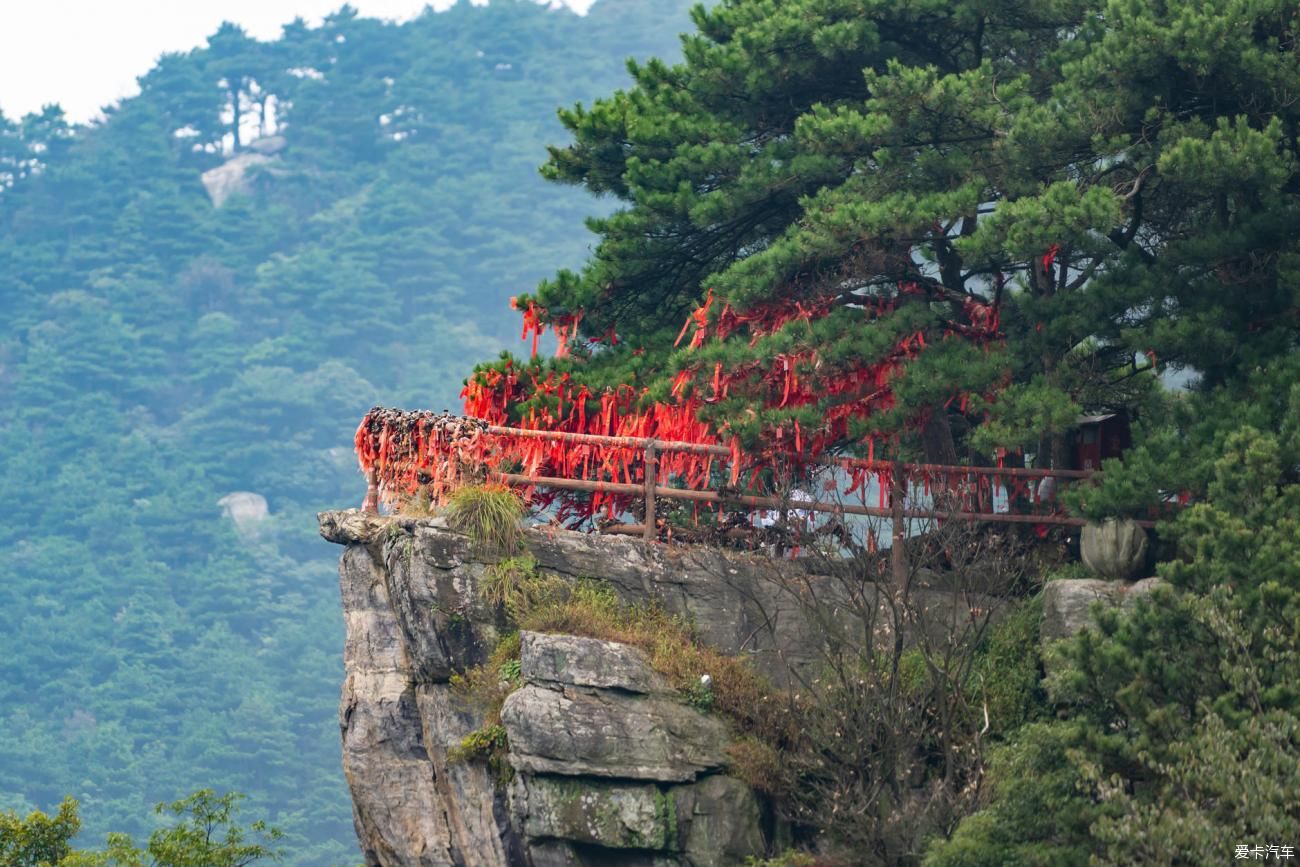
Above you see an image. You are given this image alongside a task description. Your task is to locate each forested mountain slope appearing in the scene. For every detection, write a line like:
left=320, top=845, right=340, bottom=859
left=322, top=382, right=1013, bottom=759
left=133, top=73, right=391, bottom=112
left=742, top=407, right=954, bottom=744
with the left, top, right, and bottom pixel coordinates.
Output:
left=0, top=2, right=693, bottom=861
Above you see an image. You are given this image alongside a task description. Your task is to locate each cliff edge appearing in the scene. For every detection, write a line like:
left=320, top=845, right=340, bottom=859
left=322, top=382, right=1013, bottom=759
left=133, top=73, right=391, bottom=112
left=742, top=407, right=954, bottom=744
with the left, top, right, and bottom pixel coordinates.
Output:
left=318, top=510, right=822, bottom=866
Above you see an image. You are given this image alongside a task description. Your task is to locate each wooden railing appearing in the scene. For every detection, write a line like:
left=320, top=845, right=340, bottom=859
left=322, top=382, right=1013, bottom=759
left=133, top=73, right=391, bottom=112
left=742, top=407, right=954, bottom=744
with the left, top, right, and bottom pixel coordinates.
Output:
left=359, top=423, right=1151, bottom=537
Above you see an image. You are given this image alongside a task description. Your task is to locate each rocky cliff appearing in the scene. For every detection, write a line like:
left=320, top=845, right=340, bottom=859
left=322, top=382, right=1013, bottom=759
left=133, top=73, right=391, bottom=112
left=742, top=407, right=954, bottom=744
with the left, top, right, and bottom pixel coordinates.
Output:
left=318, top=509, right=1156, bottom=865
left=317, top=510, right=833, bottom=866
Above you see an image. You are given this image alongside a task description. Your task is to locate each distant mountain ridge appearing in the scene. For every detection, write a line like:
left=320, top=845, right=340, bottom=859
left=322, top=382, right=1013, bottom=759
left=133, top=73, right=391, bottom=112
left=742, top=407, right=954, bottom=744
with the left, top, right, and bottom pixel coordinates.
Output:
left=0, top=2, right=694, bottom=862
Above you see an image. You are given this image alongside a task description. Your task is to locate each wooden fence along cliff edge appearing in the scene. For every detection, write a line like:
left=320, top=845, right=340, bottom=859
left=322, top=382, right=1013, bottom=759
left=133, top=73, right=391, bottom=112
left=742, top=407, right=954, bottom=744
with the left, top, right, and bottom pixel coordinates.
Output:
left=355, top=411, right=1160, bottom=545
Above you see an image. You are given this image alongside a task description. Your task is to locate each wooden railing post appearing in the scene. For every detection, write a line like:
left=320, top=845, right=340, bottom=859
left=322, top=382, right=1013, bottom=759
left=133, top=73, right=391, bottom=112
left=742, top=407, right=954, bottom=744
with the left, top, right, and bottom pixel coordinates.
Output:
left=362, top=470, right=379, bottom=514
left=890, top=464, right=908, bottom=586
left=643, top=442, right=657, bottom=542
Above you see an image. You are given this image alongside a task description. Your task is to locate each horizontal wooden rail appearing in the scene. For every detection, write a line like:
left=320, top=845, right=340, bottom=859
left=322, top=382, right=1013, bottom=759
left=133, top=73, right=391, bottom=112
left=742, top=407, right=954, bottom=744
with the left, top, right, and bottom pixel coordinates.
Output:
left=486, top=425, right=731, bottom=457
left=362, top=416, right=1145, bottom=536
left=487, top=424, right=1093, bottom=480
left=822, top=457, right=1096, bottom=480
left=491, top=471, right=1149, bottom=528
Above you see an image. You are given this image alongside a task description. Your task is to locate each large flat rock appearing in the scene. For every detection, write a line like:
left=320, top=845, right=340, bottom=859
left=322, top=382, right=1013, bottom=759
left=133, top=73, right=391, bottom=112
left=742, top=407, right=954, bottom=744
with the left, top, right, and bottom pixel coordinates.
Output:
left=501, top=683, right=729, bottom=782
left=512, top=776, right=672, bottom=850
left=521, top=631, right=670, bottom=694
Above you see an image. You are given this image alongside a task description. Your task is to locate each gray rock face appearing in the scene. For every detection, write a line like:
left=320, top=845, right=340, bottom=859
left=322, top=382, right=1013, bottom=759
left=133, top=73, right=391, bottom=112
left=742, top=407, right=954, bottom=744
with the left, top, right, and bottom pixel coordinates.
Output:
left=336, top=544, right=458, bottom=866
left=501, top=683, right=729, bottom=782
left=320, top=510, right=798, bottom=865
left=512, top=777, right=672, bottom=850
left=673, top=775, right=765, bottom=867
left=1041, top=576, right=1164, bottom=642
left=505, top=633, right=728, bottom=783
left=520, top=631, right=670, bottom=693
left=322, top=508, right=835, bottom=689
left=503, top=632, right=759, bottom=864
left=509, top=774, right=762, bottom=867
left=335, top=538, right=520, bottom=867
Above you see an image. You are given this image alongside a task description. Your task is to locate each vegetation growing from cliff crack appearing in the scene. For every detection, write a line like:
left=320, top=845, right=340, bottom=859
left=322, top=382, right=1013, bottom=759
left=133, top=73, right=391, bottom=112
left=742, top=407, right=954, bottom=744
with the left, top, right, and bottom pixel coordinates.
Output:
left=451, top=573, right=796, bottom=789
left=444, top=483, right=526, bottom=555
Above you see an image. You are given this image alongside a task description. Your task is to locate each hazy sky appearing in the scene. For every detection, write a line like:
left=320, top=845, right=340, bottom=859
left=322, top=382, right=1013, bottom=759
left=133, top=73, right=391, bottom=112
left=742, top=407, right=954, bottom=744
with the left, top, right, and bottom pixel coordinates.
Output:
left=0, top=0, right=594, bottom=123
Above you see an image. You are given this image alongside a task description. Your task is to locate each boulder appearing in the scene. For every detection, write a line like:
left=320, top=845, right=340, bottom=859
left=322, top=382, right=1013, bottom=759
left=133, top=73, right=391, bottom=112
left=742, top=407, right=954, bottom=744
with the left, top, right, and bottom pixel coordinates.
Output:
left=512, top=776, right=673, bottom=850
left=520, top=631, right=670, bottom=694
left=1080, top=518, right=1149, bottom=580
left=1042, top=576, right=1164, bottom=642
left=510, top=774, right=763, bottom=866
left=502, top=683, right=728, bottom=782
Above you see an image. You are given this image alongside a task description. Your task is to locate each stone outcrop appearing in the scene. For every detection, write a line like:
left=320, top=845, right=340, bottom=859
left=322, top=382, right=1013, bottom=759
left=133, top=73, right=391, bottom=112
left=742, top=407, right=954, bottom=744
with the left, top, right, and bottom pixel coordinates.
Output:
left=200, top=139, right=289, bottom=207
left=502, top=649, right=729, bottom=781
left=505, top=632, right=762, bottom=865
left=505, top=632, right=731, bottom=783
left=217, top=491, right=269, bottom=537
left=319, top=510, right=798, bottom=866
left=511, top=774, right=763, bottom=867
left=319, top=508, right=1052, bottom=865
left=520, top=632, right=671, bottom=694
left=1041, top=576, right=1163, bottom=643
left=335, top=534, right=518, bottom=866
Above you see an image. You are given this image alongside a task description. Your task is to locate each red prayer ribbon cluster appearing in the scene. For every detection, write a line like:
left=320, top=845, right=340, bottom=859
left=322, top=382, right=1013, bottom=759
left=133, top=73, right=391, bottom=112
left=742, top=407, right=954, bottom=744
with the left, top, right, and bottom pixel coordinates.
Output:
left=357, top=284, right=1008, bottom=525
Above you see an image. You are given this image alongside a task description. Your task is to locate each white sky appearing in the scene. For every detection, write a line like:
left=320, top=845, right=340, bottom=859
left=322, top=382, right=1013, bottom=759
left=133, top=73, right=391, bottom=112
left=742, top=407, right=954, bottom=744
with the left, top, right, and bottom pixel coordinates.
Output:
left=0, top=0, right=595, bottom=124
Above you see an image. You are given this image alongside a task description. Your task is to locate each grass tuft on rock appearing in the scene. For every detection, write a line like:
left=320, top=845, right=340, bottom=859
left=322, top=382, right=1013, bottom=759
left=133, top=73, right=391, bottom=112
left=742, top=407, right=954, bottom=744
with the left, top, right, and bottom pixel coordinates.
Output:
left=445, top=483, right=525, bottom=554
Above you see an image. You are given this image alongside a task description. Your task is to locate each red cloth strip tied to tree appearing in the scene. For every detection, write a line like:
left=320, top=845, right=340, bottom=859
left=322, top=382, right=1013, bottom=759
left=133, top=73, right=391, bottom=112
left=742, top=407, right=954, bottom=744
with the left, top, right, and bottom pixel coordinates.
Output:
left=460, top=363, right=727, bottom=524
left=357, top=281, right=1019, bottom=526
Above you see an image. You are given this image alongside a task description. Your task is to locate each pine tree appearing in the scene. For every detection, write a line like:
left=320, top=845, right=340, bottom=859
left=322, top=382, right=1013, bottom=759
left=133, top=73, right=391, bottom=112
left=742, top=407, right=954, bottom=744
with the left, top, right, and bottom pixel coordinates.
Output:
left=467, top=0, right=1300, bottom=487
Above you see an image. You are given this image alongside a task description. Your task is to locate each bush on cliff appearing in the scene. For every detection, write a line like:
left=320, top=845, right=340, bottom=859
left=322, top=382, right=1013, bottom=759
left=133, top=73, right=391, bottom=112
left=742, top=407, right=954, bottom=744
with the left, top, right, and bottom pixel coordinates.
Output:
left=444, top=484, right=526, bottom=556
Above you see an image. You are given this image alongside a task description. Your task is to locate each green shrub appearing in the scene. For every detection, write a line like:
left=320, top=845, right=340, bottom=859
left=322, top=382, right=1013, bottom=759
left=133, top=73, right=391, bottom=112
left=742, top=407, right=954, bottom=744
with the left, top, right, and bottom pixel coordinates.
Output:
left=932, top=429, right=1300, bottom=864
left=923, top=722, right=1097, bottom=867
left=966, top=598, right=1047, bottom=736
left=445, top=484, right=525, bottom=554
left=480, top=555, right=537, bottom=607
left=447, top=724, right=511, bottom=783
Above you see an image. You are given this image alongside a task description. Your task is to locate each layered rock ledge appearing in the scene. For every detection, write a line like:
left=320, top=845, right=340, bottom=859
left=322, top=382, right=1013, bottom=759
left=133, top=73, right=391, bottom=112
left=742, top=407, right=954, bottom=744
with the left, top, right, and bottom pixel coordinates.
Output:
left=319, top=510, right=801, bottom=866
left=320, top=508, right=1163, bottom=864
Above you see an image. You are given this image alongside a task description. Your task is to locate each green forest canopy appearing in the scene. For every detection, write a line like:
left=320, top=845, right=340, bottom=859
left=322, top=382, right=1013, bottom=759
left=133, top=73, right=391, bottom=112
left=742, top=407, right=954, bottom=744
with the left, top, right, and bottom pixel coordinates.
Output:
left=0, top=2, right=695, bottom=862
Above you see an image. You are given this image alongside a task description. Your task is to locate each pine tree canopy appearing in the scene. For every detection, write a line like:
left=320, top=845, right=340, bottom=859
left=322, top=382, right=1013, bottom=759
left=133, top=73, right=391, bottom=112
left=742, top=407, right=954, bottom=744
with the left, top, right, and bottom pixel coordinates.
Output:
left=466, top=0, right=1300, bottom=477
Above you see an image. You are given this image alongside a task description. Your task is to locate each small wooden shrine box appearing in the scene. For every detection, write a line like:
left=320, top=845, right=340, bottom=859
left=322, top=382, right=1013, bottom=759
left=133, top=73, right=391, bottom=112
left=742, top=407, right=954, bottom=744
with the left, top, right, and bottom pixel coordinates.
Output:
left=1073, top=413, right=1131, bottom=471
